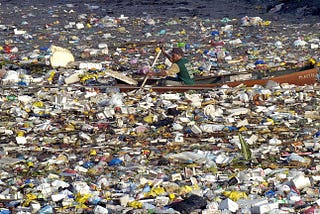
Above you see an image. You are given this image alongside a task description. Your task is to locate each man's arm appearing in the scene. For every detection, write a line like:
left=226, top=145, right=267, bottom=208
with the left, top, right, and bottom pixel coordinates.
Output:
left=161, top=46, right=174, bottom=62
left=148, top=63, right=179, bottom=77
left=165, top=63, right=179, bottom=76
left=148, top=70, right=167, bottom=77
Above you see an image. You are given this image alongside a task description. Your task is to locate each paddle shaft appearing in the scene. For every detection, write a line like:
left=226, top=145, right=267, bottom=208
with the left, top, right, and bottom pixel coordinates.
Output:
left=140, top=50, right=162, bottom=88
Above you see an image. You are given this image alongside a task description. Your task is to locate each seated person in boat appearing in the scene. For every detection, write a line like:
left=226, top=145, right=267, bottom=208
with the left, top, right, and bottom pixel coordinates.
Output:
left=149, top=47, right=194, bottom=86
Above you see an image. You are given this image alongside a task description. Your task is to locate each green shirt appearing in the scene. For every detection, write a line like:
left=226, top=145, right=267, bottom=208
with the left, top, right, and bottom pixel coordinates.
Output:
left=175, top=58, right=194, bottom=85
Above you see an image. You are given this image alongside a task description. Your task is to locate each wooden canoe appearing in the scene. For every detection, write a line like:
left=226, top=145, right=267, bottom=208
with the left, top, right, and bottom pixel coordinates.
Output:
left=116, top=67, right=319, bottom=92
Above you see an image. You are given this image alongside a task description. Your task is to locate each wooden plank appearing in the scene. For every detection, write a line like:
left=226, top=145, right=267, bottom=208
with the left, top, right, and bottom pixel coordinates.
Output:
left=104, top=69, right=138, bottom=86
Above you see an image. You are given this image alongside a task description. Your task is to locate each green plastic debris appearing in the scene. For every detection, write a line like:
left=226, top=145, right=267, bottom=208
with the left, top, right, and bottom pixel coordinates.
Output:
left=239, top=134, right=251, bottom=161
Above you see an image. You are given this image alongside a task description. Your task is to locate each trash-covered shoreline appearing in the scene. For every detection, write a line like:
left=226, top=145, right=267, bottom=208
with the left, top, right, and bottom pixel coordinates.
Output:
left=0, top=1, right=320, bottom=213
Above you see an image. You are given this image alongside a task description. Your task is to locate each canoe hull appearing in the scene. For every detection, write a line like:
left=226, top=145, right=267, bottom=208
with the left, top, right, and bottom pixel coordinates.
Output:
left=117, top=67, right=319, bottom=92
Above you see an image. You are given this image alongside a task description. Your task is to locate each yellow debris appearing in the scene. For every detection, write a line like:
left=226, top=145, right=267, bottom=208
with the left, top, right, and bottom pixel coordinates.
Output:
left=169, top=193, right=175, bottom=200
left=223, top=191, right=248, bottom=201
left=143, top=114, right=154, bottom=124
left=128, top=201, right=143, bottom=209
left=239, top=126, right=248, bottom=132
left=262, top=21, right=271, bottom=26
left=155, top=47, right=161, bottom=53
left=90, top=149, right=97, bottom=156
left=33, top=101, right=44, bottom=108
left=266, top=118, right=274, bottom=125
left=75, top=193, right=91, bottom=205
left=26, top=161, right=34, bottom=168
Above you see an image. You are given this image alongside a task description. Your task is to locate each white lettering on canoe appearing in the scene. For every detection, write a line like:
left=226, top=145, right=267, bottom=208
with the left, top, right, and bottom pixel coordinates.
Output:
left=298, top=73, right=316, bottom=79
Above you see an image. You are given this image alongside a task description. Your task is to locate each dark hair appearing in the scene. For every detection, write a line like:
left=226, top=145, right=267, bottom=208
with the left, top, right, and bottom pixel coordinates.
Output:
left=171, top=48, right=184, bottom=56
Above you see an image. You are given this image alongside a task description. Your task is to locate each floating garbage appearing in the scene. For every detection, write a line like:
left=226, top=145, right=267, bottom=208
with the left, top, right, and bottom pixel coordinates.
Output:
left=0, top=1, right=319, bottom=213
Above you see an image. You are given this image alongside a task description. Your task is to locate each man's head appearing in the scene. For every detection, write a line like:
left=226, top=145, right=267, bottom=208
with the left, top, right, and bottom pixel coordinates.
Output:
left=171, top=48, right=184, bottom=56
left=170, top=48, right=184, bottom=62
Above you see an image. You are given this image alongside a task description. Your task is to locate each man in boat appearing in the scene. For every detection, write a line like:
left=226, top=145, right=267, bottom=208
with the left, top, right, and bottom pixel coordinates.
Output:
left=148, top=47, right=194, bottom=86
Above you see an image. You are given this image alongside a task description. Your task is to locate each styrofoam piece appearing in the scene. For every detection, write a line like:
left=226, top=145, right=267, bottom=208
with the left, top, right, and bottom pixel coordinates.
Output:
left=190, top=176, right=198, bottom=186
left=227, top=107, right=250, bottom=116
left=30, top=201, right=41, bottom=213
left=18, top=95, right=33, bottom=103
left=155, top=196, right=170, bottom=206
left=204, top=105, right=223, bottom=118
left=278, top=184, right=290, bottom=193
left=229, top=38, right=242, bottom=45
left=185, top=93, right=202, bottom=107
left=2, top=70, right=19, bottom=84
left=160, top=93, right=180, bottom=100
left=251, top=202, right=279, bottom=214
left=75, top=165, right=88, bottom=173
left=98, top=43, right=108, bottom=49
left=50, top=45, right=74, bottom=68
left=171, top=173, right=182, bottom=181
left=152, top=179, right=163, bottom=187
left=103, top=108, right=115, bottom=117
left=0, top=193, right=19, bottom=200
left=94, top=205, right=109, bottom=214
left=79, top=132, right=91, bottom=141
left=62, top=198, right=74, bottom=207
left=60, top=189, right=73, bottom=197
left=293, top=38, right=307, bottom=47
left=168, top=151, right=206, bottom=163
left=0, top=128, right=13, bottom=135
left=64, top=73, right=80, bottom=84
left=251, top=186, right=262, bottom=194
left=226, top=117, right=235, bottom=123
left=85, top=91, right=98, bottom=98
left=201, top=174, right=217, bottom=183
left=51, top=180, right=70, bottom=189
left=76, top=22, right=84, bottom=29
left=14, top=28, right=27, bottom=35
left=191, top=124, right=202, bottom=134
left=291, top=174, right=311, bottom=190
left=109, top=93, right=124, bottom=107
left=287, top=153, right=308, bottom=164
left=51, top=193, right=66, bottom=202
left=237, top=198, right=268, bottom=209
left=275, top=172, right=288, bottom=183
left=172, top=123, right=184, bottom=131
left=79, top=62, right=103, bottom=70
left=247, top=135, right=259, bottom=145
left=16, top=136, right=27, bottom=145
left=219, top=198, right=239, bottom=212
left=174, top=133, right=184, bottom=143
left=36, top=183, right=53, bottom=197
left=236, top=119, right=249, bottom=127
left=215, top=154, right=233, bottom=165
left=120, top=194, right=130, bottom=207
left=289, top=195, right=301, bottom=202
left=179, top=117, right=190, bottom=123
left=127, top=107, right=137, bottom=114
left=205, top=201, right=220, bottom=211
left=200, top=124, right=225, bottom=133
left=142, top=202, right=156, bottom=210
left=269, top=138, right=282, bottom=145
left=72, top=181, right=91, bottom=195
left=312, top=175, right=320, bottom=182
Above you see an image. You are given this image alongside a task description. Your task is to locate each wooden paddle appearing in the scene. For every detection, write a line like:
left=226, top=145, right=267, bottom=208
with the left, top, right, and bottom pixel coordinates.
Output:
left=140, top=49, right=162, bottom=89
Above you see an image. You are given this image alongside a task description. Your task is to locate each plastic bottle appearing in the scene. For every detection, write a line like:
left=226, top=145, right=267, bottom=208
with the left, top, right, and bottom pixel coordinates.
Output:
left=6, top=95, right=16, bottom=101
left=38, top=205, right=53, bottom=214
